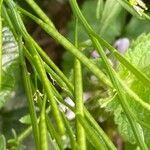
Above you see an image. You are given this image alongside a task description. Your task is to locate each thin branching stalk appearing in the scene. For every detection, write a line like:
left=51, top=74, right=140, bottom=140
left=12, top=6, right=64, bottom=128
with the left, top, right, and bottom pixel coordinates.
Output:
left=2, top=5, right=17, bottom=38
left=74, top=18, right=86, bottom=150
left=35, top=92, right=64, bottom=149
left=30, top=38, right=74, bottom=93
left=46, top=116, right=63, bottom=149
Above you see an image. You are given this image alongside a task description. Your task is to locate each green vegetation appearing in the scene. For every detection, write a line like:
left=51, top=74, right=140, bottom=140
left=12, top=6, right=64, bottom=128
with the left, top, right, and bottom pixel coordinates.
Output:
left=0, top=0, right=150, bottom=149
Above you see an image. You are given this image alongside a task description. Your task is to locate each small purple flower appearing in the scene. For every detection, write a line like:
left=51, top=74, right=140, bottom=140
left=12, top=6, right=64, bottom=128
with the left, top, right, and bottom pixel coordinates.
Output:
left=91, top=50, right=100, bottom=59
left=114, top=38, right=130, bottom=54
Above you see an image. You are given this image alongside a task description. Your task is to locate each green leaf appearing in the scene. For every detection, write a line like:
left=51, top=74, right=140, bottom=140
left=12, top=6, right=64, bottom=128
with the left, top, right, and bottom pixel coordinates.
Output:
left=0, top=27, right=19, bottom=109
left=100, top=33, right=150, bottom=146
left=99, top=0, right=126, bottom=43
left=67, top=0, right=125, bottom=43
left=0, top=134, right=6, bottom=150
left=19, top=114, right=31, bottom=125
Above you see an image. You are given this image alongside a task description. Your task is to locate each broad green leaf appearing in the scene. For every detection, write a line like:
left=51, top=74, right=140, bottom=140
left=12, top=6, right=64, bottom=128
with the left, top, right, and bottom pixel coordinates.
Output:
left=0, top=134, right=6, bottom=150
left=0, top=27, right=19, bottom=109
left=100, top=33, right=150, bottom=146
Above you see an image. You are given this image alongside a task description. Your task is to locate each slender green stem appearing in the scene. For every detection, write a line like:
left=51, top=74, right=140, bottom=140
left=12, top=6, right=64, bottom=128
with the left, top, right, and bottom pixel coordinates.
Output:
left=93, top=33, right=150, bottom=87
left=18, top=36, right=40, bottom=150
left=35, top=89, right=64, bottom=150
left=39, top=95, right=48, bottom=150
left=2, top=5, right=17, bottom=38
left=61, top=112, right=76, bottom=150
left=0, top=0, right=3, bottom=90
left=17, top=126, right=32, bottom=143
left=84, top=109, right=117, bottom=150
left=23, top=46, right=71, bottom=96
left=77, top=114, right=105, bottom=150
left=30, top=38, right=74, bottom=93
left=96, top=0, right=103, bottom=20
left=30, top=49, right=65, bottom=135
left=46, top=116, right=63, bottom=150
left=74, top=18, right=86, bottom=150
left=25, top=0, right=55, bottom=28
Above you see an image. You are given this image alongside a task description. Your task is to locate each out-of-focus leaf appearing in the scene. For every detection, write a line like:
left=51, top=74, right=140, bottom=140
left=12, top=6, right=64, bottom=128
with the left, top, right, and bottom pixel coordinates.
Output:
left=100, top=33, right=150, bottom=146
left=96, top=0, right=104, bottom=20
left=67, top=0, right=125, bottom=43
left=19, top=114, right=31, bottom=125
left=67, top=0, right=98, bottom=42
left=1, top=107, right=27, bottom=138
left=125, top=17, right=150, bottom=39
left=99, top=0, right=126, bottom=43
left=0, top=134, right=6, bottom=150
left=0, top=27, right=19, bottom=109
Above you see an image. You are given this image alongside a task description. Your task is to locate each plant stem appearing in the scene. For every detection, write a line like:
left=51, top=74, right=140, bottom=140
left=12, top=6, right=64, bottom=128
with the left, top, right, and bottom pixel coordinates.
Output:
left=30, top=38, right=74, bottom=93
left=18, top=36, right=40, bottom=150
left=39, top=95, right=48, bottom=150
left=0, top=0, right=3, bottom=90
left=25, top=45, right=116, bottom=149
left=29, top=46, right=65, bottom=135
left=5, top=0, right=65, bottom=135
left=2, top=5, right=17, bottom=38
left=17, top=6, right=112, bottom=88
left=61, top=112, right=76, bottom=150
left=84, top=109, right=117, bottom=150
left=25, top=0, right=55, bottom=28
left=77, top=114, right=105, bottom=150
left=74, top=18, right=86, bottom=150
